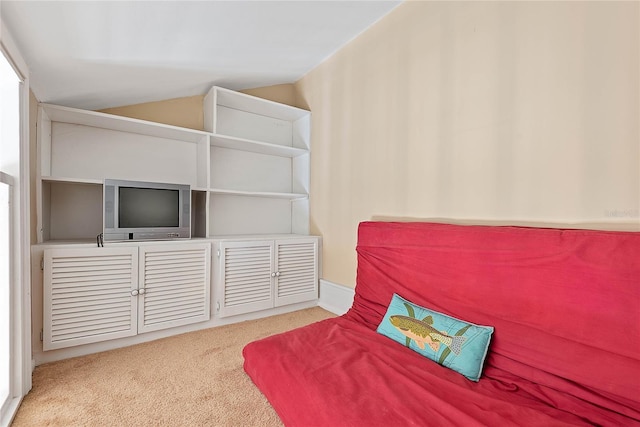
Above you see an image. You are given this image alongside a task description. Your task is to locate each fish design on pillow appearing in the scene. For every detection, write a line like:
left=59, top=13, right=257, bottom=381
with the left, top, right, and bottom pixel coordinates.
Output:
left=389, top=315, right=467, bottom=355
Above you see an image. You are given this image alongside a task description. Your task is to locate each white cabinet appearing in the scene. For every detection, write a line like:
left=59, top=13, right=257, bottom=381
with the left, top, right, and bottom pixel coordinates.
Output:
left=216, top=240, right=273, bottom=317
left=137, top=243, right=211, bottom=333
left=274, top=238, right=319, bottom=306
left=43, top=246, right=139, bottom=350
left=214, top=236, right=319, bottom=318
left=43, top=242, right=211, bottom=350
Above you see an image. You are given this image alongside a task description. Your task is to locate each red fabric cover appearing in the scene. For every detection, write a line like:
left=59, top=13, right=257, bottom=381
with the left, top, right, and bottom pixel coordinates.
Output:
left=243, top=222, right=640, bottom=426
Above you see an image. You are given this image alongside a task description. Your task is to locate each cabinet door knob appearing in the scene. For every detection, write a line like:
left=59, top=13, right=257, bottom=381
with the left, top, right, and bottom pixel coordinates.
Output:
left=271, top=272, right=276, bottom=278
left=275, top=271, right=280, bottom=277
left=138, top=288, right=146, bottom=295
left=131, top=289, right=139, bottom=296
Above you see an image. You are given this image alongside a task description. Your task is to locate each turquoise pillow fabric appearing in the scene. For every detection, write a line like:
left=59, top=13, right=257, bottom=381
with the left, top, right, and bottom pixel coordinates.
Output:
left=376, top=294, right=494, bottom=381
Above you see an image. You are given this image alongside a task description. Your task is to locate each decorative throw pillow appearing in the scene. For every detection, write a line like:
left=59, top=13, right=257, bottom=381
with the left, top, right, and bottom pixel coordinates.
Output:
left=376, top=293, right=494, bottom=381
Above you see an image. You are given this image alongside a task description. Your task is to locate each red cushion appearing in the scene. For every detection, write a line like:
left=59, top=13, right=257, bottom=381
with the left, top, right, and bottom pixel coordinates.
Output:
left=348, top=222, right=640, bottom=412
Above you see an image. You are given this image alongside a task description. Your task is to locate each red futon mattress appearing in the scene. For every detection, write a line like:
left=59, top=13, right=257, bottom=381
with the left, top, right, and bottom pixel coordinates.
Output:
left=243, top=222, right=640, bottom=426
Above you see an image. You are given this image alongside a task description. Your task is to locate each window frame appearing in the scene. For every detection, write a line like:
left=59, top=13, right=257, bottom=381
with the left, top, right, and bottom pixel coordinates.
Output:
left=0, top=17, right=32, bottom=427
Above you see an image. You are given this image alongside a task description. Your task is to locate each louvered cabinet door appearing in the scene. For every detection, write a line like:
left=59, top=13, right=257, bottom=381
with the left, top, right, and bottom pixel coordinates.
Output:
left=43, top=247, right=138, bottom=350
left=138, top=243, right=211, bottom=334
left=217, top=240, right=274, bottom=318
left=274, top=238, right=318, bottom=307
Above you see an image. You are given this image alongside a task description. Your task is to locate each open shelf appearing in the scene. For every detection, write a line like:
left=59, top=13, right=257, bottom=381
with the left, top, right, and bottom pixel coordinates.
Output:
left=214, top=86, right=309, bottom=122
left=41, top=103, right=210, bottom=143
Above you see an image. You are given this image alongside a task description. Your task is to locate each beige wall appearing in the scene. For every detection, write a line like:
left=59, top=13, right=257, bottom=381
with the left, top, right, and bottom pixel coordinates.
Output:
left=100, top=95, right=206, bottom=130
left=241, top=84, right=296, bottom=107
left=296, top=1, right=640, bottom=287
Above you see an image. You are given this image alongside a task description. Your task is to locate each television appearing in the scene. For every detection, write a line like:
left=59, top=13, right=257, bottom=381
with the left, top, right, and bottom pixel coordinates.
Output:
left=103, top=179, right=191, bottom=241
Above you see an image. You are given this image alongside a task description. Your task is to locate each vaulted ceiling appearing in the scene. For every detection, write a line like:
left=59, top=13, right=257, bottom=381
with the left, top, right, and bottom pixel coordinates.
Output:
left=2, top=0, right=401, bottom=110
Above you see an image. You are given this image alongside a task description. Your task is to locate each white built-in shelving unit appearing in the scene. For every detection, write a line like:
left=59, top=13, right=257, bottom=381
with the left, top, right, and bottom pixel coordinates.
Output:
left=32, top=87, right=319, bottom=359
left=204, top=86, right=310, bottom=236
left=204, top=86, right=316, bottom=318
left=36, top=86, right=311, bottom=242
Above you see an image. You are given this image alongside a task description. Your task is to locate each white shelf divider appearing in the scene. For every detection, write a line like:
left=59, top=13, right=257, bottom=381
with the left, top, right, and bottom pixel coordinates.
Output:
left=210, top=134, right=308, bottom=158
left=208, top=188, right=308, bottom=200
left=41, top=176, right=103, bottom=185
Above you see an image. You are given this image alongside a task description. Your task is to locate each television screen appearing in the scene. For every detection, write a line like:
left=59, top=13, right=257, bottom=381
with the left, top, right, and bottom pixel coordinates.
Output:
left=119, top=187, right=179, bottom=228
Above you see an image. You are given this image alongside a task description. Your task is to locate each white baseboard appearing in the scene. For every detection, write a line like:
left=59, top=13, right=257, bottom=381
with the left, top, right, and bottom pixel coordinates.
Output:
left=318, top=279, right=355, bottom=315
left=0, top=396, right=23, bottom=427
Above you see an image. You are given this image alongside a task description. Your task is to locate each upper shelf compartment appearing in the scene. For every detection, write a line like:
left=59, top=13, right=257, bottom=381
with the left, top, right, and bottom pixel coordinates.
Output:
left=38, top=103, right=210, bottom=188
left=40, top=103, right=210, bottom=144
left=204, top=86, right=311, bottom=153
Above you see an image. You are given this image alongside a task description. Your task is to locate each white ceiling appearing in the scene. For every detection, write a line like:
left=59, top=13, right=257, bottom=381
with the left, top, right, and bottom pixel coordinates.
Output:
left=2, top=0, right=401, bottom=110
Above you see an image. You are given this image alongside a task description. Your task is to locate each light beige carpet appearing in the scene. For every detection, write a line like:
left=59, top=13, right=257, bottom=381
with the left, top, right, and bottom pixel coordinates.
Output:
left=12, top=307, right=335, bottom=427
